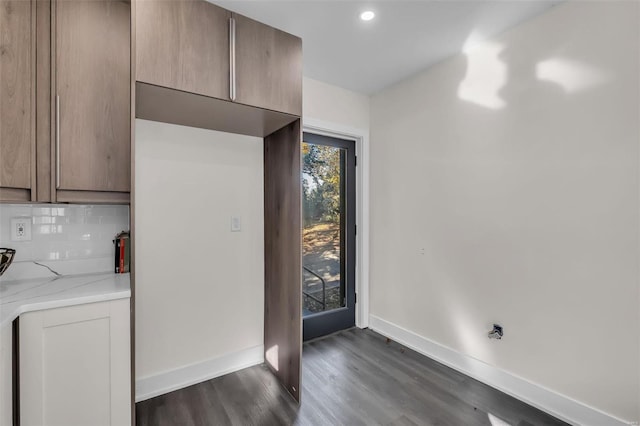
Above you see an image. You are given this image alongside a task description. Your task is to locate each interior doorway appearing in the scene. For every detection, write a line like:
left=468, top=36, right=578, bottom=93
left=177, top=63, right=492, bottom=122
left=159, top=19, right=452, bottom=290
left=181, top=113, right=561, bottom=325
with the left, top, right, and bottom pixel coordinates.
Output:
left=302, top=132, right=356, bottom=341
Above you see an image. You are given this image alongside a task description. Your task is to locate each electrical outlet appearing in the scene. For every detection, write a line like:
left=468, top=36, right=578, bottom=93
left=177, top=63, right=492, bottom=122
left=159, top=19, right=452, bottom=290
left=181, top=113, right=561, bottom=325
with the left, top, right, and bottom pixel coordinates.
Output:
left=11, top=217, right=32, bottom=241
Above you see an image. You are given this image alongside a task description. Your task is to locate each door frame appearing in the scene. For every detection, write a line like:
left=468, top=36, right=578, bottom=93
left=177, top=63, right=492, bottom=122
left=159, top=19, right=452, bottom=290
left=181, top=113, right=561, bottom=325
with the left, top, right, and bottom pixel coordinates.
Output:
left=303, top=118, right=369, bottom=329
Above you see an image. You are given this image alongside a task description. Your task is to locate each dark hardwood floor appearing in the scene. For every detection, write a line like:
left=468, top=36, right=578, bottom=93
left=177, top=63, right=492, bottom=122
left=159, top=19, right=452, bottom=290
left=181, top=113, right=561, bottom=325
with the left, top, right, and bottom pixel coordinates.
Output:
left=136, top=328, right=568, bottom=426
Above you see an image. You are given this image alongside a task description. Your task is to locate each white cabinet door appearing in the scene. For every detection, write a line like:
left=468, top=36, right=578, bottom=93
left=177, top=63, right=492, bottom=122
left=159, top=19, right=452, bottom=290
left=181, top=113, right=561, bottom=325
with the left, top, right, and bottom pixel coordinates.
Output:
left=0, top=325, right=12, bottom=426
left=20, top=299, right=131, bottom=426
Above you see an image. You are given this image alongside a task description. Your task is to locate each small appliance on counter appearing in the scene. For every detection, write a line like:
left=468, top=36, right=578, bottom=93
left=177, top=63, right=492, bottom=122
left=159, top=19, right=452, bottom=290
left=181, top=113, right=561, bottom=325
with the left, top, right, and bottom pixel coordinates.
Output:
left=113, top=231, right=130, bottom=274
left=0, top=248, right=16, bottom=277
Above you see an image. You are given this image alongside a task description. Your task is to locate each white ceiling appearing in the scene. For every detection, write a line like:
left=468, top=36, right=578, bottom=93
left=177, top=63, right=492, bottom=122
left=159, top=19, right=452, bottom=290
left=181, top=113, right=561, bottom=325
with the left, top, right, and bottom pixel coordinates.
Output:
left=213, top=0, right=562, bottom=94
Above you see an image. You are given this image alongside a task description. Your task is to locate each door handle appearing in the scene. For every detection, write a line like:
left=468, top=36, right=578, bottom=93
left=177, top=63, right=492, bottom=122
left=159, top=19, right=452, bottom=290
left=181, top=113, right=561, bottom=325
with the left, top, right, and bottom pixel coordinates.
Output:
left=229, top=17, right=236, bottom=101
left=56, top=94, right=60, bottom=189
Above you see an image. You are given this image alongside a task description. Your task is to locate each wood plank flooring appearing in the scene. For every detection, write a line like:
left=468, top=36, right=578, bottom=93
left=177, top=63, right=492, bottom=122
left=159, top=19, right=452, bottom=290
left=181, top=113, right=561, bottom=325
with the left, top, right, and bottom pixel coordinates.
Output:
left=136, top=328, right=568, bottom=426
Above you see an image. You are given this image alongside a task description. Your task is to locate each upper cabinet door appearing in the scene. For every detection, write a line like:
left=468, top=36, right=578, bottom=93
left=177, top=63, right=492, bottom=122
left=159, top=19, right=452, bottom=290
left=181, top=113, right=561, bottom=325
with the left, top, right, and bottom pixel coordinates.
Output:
left=0, top=0, right=35, bottom=201
left=234, top=14, right=302, bottom=117
left=56, top=0, right=130, bottom=193
left=136, top=0, right=231, bottom=100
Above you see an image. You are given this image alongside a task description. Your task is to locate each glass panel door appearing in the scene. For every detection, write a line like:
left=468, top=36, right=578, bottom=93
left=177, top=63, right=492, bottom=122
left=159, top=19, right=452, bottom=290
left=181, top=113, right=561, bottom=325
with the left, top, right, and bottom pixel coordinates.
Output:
left=302, top=132, right=356, bottom=340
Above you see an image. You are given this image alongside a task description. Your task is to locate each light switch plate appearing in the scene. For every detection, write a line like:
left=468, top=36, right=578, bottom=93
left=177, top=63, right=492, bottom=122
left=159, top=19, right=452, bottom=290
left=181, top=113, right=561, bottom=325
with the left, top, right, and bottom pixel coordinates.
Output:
left=231, top=216, right=241, bottom=232
left=11, top=217, right=32, bottom=241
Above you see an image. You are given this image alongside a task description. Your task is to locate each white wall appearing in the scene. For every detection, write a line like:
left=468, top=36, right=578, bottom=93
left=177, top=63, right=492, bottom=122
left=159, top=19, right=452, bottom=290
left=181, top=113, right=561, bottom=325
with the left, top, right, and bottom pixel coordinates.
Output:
left=370, top=1, right=638, bottom=423
left=303, top=76, right=370, bottom=131
left=134, top=120, right=264, bottom=381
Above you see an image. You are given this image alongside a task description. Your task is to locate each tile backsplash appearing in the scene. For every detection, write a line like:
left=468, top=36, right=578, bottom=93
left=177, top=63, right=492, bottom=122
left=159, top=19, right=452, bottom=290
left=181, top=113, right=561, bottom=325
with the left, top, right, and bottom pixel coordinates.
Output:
left=0, top=204, right=129, bottom=280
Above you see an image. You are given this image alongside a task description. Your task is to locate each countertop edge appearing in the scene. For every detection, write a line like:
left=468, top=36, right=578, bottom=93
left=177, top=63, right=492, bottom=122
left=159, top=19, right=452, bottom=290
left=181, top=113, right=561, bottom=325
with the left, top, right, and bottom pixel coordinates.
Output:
left=12, top=289, right=131, bottom=323
left=1, top=273, right=131, bottom=328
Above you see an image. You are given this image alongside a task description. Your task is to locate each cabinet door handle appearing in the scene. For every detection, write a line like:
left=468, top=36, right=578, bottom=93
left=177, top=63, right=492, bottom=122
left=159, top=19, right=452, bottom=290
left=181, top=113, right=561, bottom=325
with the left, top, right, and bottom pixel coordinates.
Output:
left=229, top=17, right=236, bottom=101
left=56, top=94, right=60, bottom=189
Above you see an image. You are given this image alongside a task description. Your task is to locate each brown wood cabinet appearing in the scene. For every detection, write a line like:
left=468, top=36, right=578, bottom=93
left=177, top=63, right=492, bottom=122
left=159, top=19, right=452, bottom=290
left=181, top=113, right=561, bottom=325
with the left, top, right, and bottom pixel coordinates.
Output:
left=136, top=0, right=230, bottom=101
left=54, top=0, right=131, bottom=201
left=135, top=0, right=301, bottom=116
left=0, top=0, right=131, bottom=204
left=234, top=13, right=302, bottom=117
left=0, top=0, right=36, bottom=202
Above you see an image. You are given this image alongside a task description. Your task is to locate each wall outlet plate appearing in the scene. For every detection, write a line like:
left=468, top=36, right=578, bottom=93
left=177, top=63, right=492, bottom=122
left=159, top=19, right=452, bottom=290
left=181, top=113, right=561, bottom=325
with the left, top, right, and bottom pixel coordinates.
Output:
left=231, top=216, right=241, bottom=232
left=11, top=217, right=32, bottom=241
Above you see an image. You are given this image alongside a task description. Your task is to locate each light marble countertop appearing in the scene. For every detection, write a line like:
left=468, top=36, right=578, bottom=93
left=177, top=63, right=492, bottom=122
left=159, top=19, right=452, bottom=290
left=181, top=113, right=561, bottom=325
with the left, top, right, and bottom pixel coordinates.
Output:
left=0, top=272, right=130, bottom=327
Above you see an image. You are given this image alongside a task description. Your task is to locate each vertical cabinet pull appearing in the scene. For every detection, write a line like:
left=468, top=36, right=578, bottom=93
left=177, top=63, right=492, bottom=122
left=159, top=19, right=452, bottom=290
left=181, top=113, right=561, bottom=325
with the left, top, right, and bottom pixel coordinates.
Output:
left=229, top=17, right=236, bottom=101
left=56, top=95, right=61, bottom=189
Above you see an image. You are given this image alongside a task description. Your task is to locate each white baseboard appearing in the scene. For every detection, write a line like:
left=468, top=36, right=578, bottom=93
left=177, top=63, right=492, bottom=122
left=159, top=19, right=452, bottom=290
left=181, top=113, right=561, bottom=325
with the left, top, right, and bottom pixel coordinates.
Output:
left=368, top=315, right=633, bottom=426
left=135, top=345, right=264, bottom=402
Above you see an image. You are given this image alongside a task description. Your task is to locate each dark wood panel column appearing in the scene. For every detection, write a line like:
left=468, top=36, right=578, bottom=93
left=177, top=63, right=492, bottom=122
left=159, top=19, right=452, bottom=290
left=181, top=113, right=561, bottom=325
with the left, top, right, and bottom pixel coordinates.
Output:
left=263, top=119, right=302, bottom=402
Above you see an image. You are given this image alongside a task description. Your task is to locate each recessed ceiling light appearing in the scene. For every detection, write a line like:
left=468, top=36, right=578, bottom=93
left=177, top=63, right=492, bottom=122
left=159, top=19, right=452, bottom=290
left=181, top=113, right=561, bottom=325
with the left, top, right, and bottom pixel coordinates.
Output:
left=360, top=11, right=375, bottom=21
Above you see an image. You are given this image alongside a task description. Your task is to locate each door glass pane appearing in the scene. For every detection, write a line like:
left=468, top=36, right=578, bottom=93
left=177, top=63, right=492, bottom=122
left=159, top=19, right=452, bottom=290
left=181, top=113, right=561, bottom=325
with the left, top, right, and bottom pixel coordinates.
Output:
left=302, top=142, right=345, bottom=316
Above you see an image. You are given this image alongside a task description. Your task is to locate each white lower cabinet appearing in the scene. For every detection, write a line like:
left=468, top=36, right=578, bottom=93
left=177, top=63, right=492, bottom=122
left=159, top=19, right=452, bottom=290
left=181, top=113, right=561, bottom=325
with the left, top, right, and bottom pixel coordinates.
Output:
left=0, top=325, right=12, bottom=426
left=20, top=299, right=131, bottom=426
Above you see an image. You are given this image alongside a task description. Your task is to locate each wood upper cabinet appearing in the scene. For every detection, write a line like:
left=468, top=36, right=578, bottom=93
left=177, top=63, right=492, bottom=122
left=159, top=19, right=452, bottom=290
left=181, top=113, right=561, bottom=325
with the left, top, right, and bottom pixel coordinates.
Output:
left=136, top=0, right=231, bottom=100
left=134, top=1, right=302, bottom=117
left=0, top=0, right=131, bottom=204
left=55, top=0, right=131, bottom=197
left=0, top=0, right=35, bottom=202
left=234, top=13, right=302, bottom=117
